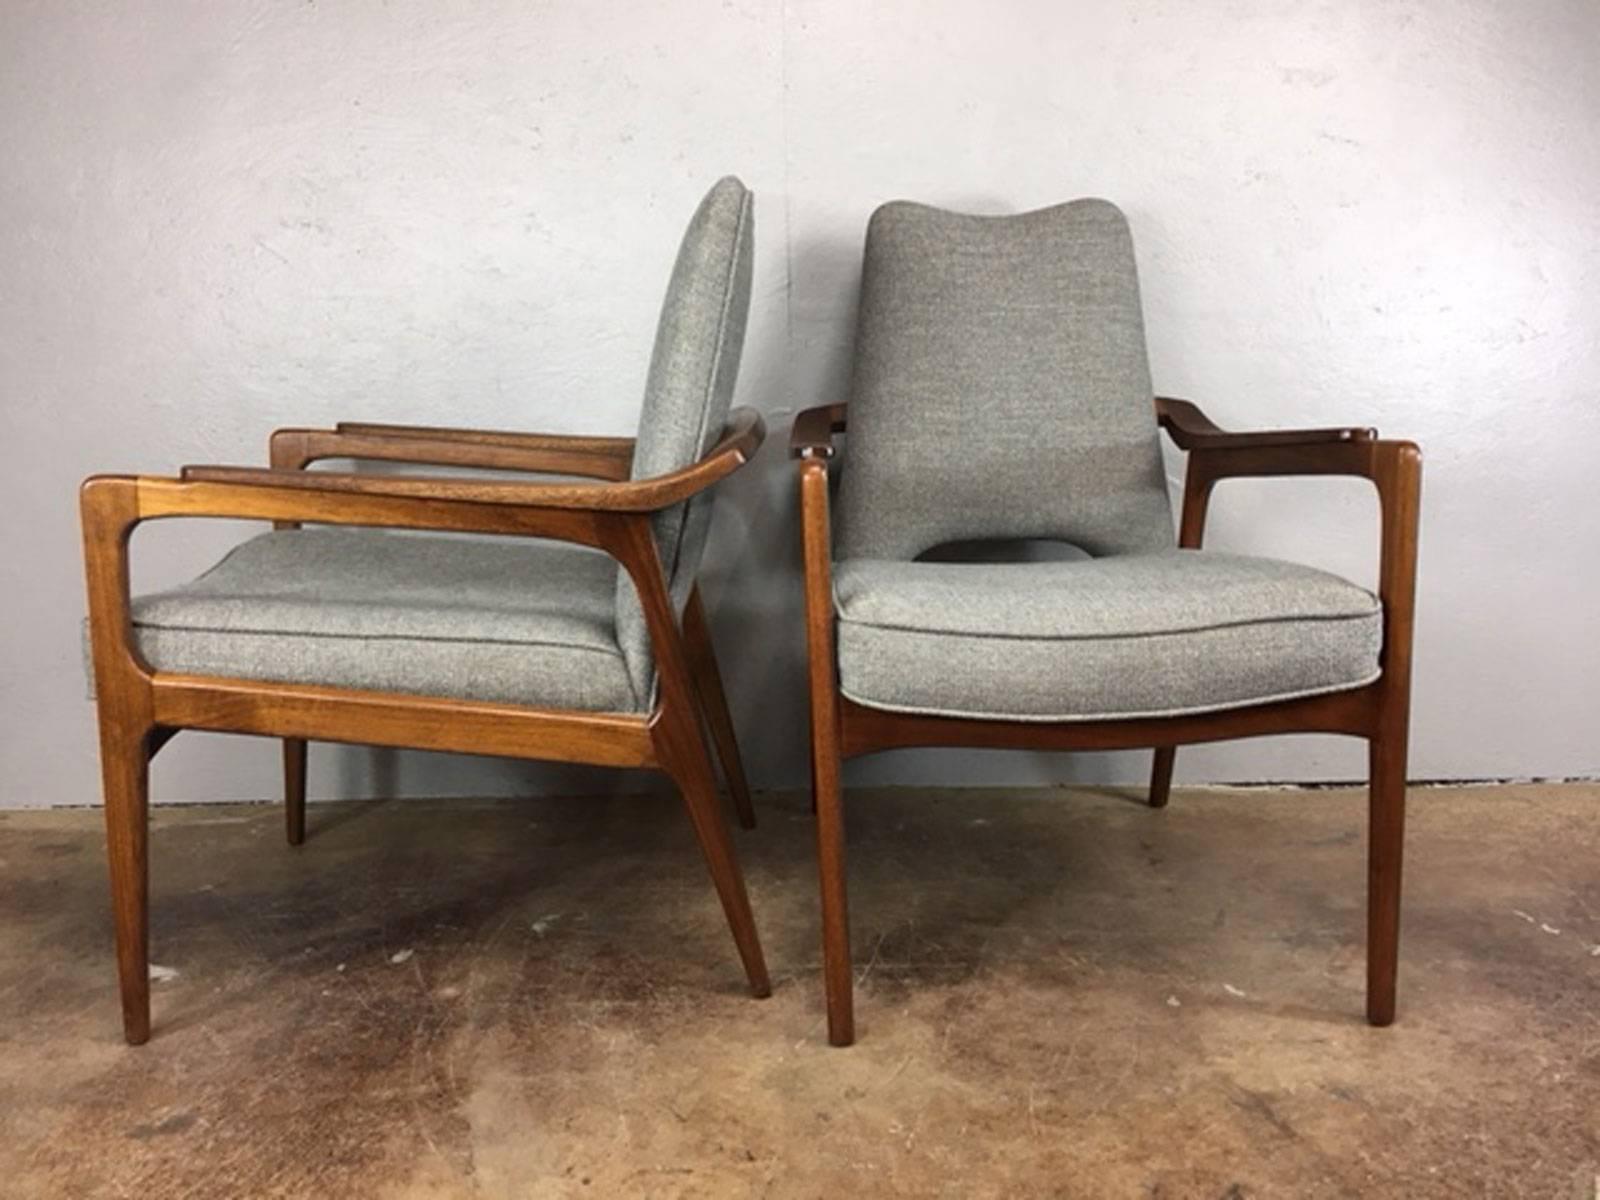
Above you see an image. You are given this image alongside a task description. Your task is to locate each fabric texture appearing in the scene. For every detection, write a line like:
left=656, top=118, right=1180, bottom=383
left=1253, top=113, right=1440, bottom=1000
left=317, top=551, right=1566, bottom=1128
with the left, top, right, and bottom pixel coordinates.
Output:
left=615, top=176, right=755, bottom=702
left=131, top=528, right=640, bottom=711
left=833, top=551, right=1382, bottom=721
left=835, top=198, right=1174, bottom=562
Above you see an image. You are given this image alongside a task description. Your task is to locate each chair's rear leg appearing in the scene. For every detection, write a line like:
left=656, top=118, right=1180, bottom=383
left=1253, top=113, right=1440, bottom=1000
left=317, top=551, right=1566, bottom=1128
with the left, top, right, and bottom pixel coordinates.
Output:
left=659, top=712, right=771, bottom=998
left=1366, top=731, right=1407, bottom=1025
left=682, top=588, right=756, bottom=830
left=284, top=738, right=307, bottom=846
left=99, top=722, right=152, bottom=1045
left=1149, top=746, right=1176, bottom=809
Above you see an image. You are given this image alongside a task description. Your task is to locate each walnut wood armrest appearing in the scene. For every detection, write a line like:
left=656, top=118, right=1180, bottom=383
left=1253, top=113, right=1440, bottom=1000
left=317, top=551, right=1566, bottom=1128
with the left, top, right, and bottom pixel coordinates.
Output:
left=790, top=403, right=848, bottom=459
left=1173, top=432, right=1420, bottom=548
left=332, top=421, right=635, bottom=459
left=194, top=407, right=764, bottom=514
left=86, top=473, right=613, bottom=546
left=1171, top=435, right=1421, bottom=693
left=1156, top=396, right=1375, bottom=452
left=269, top=428, right=630, bottom=481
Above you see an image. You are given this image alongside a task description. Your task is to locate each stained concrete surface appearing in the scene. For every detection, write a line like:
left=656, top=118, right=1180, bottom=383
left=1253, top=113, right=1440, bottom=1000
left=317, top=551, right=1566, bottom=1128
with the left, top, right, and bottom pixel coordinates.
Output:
left=0, top=783, right=1595, bottom=1198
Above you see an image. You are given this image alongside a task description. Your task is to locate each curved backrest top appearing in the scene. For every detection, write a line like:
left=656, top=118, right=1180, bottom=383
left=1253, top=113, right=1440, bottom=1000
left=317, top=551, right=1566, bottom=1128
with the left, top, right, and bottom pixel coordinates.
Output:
left=615, top=176, right=754, bottom=705
left=836, top=197, right=1173, bottom=561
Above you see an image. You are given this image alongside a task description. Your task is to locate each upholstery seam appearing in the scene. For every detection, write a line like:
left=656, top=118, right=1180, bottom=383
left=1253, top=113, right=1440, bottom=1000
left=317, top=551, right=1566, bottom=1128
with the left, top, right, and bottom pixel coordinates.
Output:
left=838, top=669, right=1384, bottom=724
left=834, top=607, right=1382, bottom=643
left=134, top=622, right=627, bottom=657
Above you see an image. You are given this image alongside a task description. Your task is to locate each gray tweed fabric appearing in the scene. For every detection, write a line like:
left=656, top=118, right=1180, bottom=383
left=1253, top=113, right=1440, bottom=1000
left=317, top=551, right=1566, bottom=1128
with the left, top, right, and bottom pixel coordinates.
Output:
left=835, top=198, right=1174, bottom=561
left=833, top=551, right=1382, bottom=720
left=131, top=529, right=640, bottom=711
left=615, top=176, right=754, bottom=702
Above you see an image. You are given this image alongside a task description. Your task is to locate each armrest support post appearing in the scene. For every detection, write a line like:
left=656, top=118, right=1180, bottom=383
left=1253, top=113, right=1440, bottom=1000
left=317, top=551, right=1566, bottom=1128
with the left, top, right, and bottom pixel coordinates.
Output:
left=81, top=477, right=154, bottom=700
left=799, top=458, right=838, bottom=680
left=790, top=403, right=848, bottom=459
left=1370, top=442, right=1423, bottom=709
left=1176, top=471, right=1213, bottom=550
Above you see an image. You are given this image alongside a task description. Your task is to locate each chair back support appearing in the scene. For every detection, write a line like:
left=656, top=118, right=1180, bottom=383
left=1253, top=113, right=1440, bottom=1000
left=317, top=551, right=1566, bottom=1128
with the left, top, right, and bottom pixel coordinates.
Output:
left=836, top=198, right=1174, bottom=562
left=616, top=176, right=754, bottom=705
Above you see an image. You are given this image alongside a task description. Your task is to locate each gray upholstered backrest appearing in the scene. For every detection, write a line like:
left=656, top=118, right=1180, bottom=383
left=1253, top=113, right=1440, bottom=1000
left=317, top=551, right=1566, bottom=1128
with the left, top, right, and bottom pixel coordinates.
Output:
left=835, top=198, right=1173, bottom=562
left=614, top=176, right=754, bottom=705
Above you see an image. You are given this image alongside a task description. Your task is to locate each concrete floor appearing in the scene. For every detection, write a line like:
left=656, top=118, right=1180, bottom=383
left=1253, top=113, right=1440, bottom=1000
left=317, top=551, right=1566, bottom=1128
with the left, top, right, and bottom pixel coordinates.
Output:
left=0, top=783, right=1595, bottom=1198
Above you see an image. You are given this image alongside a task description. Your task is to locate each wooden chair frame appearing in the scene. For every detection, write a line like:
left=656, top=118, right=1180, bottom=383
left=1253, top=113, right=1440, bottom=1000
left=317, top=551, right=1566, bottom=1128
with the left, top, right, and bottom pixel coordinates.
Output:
left=793, top=397, right=1422, bottom=1046
left=82, top=409, right=771, bottom=1044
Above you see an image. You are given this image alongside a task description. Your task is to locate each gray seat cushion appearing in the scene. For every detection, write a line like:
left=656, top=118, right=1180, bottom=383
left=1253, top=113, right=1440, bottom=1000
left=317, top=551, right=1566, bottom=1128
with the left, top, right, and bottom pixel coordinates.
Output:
left=833, top=551, right=1382, bottom=721
left=131, top=528, right=640, bottom=712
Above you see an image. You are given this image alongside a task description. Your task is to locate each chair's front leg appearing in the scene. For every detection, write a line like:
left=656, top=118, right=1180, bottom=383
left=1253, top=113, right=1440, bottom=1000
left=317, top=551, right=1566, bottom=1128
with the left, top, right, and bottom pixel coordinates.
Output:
left=1366, top=440, right=1422, bottom=1025
left=81, top=477, right=156, bottom=1044
left=654, top=704, right=772, bottom=999
left=610, top=516, right=770, bottom=999
left=810, top=677, right=851, bottom=1046
left=98, top=719, right=153, bottom=1044
left=1366, top=728, right=1407, bottom=1025
left=799, top=458, right=853, bottom=1046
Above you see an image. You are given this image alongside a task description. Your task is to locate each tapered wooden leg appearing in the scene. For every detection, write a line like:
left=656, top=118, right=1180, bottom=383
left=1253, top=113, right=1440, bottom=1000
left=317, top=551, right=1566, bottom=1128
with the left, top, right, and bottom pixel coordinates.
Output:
left=284, top=738, right=307, bottom=846
left=798, top=457, right=853, bottom=1045
left=1148, top=746, right=1175, bottom=809
left=660, top=715, right=771, bottom=999
left=99, top=724, right=151, bottom=1045
left=612, top=516, right=768, bottom=1002
left=1366, top=732, right=1407, bottom=1026
left=813, top=716, right=853, bottom=1047
left=682, top=588, right=756, bottom=830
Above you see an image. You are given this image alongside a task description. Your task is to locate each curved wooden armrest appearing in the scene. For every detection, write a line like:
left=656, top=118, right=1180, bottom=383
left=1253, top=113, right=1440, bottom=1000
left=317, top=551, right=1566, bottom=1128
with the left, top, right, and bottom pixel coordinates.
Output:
left=790, top=403, right=848, bottom=459
left=189, top=408, right=763, bottom=514
left=270, top=428, right=630, bottom=480
left=1157, top=396, right=1375, bottom=452
left=86, top=472, right=613, bottom=549
left=332, top=421, right=635, bottom=458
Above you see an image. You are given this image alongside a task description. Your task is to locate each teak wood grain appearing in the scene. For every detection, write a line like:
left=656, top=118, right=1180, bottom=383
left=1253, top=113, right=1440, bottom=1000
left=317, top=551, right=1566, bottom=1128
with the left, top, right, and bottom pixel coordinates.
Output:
left=81, top=410, right=770, bottom=1044
left=793, top=397, right=1421, bottom=1046
left=269, top=428, right=635, bottom=481
left=333, top=421, right=636, bottom=459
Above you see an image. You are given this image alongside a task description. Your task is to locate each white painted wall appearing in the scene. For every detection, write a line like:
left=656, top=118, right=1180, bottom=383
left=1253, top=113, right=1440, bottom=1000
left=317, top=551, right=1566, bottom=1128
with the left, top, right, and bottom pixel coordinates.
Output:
left=3, top=0, right=1596, bottom=808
